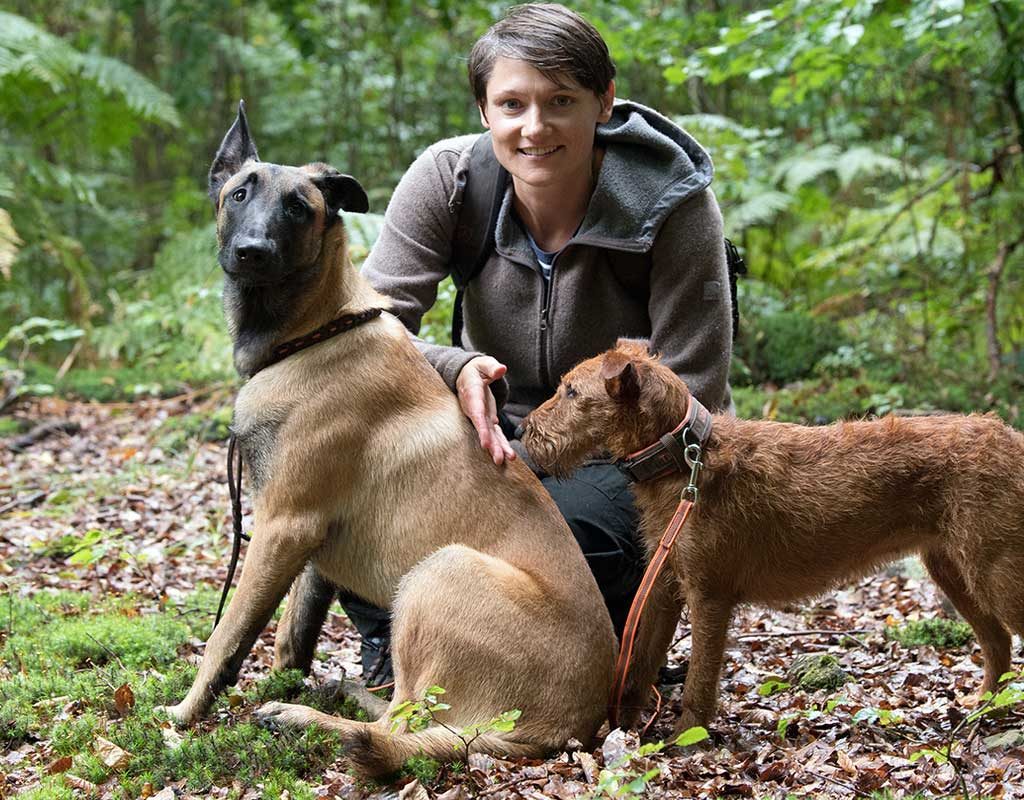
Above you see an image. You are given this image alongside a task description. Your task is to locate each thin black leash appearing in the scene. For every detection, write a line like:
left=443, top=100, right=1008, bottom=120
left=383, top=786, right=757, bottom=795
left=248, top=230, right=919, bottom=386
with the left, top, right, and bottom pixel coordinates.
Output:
left=212, top=307, right=384, bottom=631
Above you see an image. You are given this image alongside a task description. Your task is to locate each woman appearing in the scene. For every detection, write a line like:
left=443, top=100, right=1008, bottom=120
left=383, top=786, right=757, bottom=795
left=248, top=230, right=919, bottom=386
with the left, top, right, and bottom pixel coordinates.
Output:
left=348, top=2, right=732, bottom=683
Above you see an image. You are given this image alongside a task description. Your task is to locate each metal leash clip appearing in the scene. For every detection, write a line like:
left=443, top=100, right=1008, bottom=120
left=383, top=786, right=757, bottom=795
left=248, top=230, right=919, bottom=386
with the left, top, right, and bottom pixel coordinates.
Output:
left=683, top=442, right=703, bottom=502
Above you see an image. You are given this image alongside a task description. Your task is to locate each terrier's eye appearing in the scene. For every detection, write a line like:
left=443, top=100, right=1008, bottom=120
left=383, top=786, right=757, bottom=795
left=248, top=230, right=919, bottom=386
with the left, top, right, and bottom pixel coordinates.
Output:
left=232, top=188, right=247, bottom=202
left=287, top=199, right=307, bottom=218
left=564, top=384, right=578, bottom=399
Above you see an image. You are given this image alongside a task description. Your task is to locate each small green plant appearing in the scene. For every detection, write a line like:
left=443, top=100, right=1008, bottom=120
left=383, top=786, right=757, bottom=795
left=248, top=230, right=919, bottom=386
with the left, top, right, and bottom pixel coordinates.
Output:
left=909, top=670, right=1024, bottom=799
left=0, top=316, right=83, bottom=367
left=757, top=678, right=791, bottom=697
left=776, top=695, right=848, bottom=738
left=389, top=685, right=522, bottom=771
left=591, top=727, right=709, bottom=798
left=886, top=617, right=973, bottom=648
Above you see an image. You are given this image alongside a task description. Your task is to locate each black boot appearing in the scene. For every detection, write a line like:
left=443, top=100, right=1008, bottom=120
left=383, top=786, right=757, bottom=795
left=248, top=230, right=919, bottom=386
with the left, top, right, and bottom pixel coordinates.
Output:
left=337, top=592, right=394, bottom=687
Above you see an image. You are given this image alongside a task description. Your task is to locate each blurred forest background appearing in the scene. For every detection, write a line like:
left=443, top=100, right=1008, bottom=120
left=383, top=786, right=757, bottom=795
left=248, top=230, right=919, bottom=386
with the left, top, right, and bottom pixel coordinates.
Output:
left=1, top=0, right=1022, bottom=424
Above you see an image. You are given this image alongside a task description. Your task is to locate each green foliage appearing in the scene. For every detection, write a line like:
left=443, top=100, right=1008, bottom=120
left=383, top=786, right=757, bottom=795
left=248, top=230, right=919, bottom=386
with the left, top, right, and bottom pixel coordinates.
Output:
left=735, top=309, right=846, bottom=386
left=591, top=727, right=709, bottom=798
left=886, top=617, right=974, bottom=649
left=0, top=589, right=336, bottom=797
left=89, top=225, right=233, bottom=387
left=403, top=754, right=442, bottom=785
left=0, top=0, right=1021, bottom=430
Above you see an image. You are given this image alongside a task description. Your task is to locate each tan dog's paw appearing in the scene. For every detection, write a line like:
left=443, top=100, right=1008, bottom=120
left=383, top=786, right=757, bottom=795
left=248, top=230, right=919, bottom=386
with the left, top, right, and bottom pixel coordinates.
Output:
left=154, top=703, right=194, bottom=728
left=255, top=701, right=316, bottom=731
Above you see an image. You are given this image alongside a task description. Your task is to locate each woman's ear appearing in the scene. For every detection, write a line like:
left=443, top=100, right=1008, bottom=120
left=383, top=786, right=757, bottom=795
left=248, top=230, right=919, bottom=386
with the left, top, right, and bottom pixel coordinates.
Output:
left=598, top=80, right=615, bottom=123
left=478, top=102, right=490, bottom=129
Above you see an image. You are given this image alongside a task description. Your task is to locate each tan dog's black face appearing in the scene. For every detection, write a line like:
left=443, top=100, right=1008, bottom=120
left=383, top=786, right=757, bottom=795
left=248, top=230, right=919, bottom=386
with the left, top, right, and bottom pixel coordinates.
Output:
left=209, top=102, right=368, bottom=288
left=522, top=339, right=687, bottom=475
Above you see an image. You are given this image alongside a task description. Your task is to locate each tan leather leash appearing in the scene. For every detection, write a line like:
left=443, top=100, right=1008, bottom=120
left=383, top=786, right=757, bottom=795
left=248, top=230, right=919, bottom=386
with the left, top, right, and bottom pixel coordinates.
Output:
left=608, top=394, right=713, bottom=730
left=213, top=307, right=385, bottom=631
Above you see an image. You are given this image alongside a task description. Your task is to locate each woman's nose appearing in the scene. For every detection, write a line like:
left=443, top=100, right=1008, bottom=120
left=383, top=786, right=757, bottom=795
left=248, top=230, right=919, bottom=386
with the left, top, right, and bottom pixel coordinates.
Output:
left=521, top=106, right=548, bottom=138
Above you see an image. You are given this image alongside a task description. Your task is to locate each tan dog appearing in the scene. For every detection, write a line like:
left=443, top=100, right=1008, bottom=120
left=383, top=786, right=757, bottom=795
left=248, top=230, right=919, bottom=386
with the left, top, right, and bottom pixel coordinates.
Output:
left=160, top=104, right=616, bottom=777
left=521, top=339, right=1024, bottom=733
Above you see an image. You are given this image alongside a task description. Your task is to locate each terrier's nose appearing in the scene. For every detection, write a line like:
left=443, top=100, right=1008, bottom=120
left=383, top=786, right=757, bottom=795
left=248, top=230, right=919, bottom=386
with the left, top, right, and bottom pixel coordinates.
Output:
left=234, top=238, right=275, bottom=267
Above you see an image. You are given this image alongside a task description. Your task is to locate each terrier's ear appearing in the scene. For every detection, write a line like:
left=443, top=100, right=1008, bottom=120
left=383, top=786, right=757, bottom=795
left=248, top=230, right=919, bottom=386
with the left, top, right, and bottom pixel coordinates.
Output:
left=209, top=100, right=259, bottom=209
left=311, top=170, right=369, bottom=219
left=600, top=351, right=641, bottom=403
left=614, top=337, right=653, bottom=358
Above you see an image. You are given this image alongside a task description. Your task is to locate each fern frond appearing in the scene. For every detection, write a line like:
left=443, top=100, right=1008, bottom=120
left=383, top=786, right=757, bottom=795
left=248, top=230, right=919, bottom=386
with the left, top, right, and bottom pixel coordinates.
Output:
left=835, top=146, right=904, bottom=187
left=772, top=144, right=841, bottom=192
left=675, top=113, right=775, bottom=141
left=78, top=53, right=181, bottom=127
left=0, top=11, right=179, bottom=128
left=726, top=189, right=792, bottom=229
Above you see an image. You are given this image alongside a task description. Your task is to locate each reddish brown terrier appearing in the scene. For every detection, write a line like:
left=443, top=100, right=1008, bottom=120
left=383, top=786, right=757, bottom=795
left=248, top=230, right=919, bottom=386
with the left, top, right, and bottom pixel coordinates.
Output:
left=521, top=338, right=1024, bottom=734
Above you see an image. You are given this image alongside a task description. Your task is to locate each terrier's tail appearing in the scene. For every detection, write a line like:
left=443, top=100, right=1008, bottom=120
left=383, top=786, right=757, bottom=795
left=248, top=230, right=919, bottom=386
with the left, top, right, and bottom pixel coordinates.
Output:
left=339, top=722, right=540, bottom=777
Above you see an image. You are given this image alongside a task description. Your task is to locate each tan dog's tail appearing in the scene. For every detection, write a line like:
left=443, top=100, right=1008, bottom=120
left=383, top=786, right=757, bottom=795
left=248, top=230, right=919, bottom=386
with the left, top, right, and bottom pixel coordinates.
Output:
left=340, top=723, right=539, bottom=777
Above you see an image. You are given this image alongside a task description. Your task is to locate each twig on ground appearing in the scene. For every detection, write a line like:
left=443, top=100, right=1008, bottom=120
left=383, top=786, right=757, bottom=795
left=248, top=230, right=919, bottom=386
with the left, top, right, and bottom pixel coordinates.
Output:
left=736, top=628, right=873, bottom=640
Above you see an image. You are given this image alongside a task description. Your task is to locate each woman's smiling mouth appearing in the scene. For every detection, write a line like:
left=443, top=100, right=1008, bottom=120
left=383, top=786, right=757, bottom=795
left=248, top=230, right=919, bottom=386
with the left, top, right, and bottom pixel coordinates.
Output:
left=518, top=145, right=562, bottom=157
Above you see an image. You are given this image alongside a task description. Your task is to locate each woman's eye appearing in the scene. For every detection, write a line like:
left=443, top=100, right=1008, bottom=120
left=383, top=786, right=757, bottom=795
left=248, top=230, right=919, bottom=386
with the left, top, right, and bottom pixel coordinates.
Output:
left=232, top=188, right=247, bottom=202
left=553, top=96, right=573, bottom=107
left=501, top=99, right=521, bottom=111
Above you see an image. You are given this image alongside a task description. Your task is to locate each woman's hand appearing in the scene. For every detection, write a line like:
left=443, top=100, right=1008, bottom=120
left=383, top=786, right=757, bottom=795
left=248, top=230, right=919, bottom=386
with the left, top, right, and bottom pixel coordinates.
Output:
left=456, top=356, right=517, bottom=466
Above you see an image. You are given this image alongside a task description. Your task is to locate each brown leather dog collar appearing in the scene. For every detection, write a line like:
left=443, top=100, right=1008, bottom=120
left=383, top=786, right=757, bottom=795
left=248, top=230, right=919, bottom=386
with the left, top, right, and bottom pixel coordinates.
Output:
left=616, top=395, right=714, bottom=483
left=259, top=307, right=384, bottom=374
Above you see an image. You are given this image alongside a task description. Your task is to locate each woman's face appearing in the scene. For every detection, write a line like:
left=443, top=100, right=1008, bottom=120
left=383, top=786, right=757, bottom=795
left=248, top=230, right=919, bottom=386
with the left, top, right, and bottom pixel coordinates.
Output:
left=480, top=57, right=614, bottom=191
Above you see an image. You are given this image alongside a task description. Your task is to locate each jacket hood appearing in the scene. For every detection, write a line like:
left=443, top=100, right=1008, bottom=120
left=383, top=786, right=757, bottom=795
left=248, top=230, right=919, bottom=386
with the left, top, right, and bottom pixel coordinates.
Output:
left=575, top=99, right=714, bottom=252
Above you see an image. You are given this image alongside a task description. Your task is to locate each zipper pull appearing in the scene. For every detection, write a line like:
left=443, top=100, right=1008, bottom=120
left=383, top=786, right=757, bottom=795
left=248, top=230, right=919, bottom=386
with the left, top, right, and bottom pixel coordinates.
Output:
left=540, top=307, right=548, bottom=331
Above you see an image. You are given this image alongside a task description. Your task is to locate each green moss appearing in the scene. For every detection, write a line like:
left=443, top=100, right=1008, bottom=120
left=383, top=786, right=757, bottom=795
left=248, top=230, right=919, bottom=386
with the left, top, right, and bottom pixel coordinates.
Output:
left=786, top=654, right=850, bottom=691
left=245, top=669, right=306, bottom=704
left=886, top=618, right=974, bottom=648
left=1, top=588, right=345, bottom=796
left=404, top=754, right=442, bottom=785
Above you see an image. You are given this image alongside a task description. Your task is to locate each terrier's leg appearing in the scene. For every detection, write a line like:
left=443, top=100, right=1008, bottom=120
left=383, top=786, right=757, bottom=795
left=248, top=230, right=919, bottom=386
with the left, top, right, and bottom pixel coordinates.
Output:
left=922, top=549, right=1011, bottom=694
left=675, top=593, right=732, bottom=734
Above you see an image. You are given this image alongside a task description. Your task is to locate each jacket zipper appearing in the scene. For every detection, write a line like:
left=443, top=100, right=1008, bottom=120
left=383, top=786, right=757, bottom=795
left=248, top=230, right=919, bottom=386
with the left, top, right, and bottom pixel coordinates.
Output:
left=539, top=261, right=555, bottom=390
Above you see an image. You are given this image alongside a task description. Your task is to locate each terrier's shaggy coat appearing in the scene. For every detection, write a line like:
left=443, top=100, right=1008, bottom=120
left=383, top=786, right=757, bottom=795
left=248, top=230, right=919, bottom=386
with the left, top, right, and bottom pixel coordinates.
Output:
left=522, top=339, right=1024, bottom=732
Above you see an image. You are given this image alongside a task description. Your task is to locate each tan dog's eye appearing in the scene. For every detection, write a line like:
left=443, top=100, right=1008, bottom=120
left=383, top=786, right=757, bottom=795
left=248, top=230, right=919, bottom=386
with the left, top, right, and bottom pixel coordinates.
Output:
left=287, top=200, right=308, bottom=218
left=232, top=188, right=247, bottom=202
left=565, top=384, right=578, bottom=399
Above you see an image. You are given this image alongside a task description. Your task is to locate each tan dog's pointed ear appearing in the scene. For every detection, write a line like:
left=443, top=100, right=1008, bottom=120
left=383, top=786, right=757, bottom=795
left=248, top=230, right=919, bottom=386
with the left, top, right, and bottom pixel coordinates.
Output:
left=601, top=351, right=641, bottom=403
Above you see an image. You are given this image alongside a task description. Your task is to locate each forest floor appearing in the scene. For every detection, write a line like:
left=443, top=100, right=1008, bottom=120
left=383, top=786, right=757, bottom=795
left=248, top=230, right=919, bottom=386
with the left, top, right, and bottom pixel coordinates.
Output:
left=2, top=395, right=1023, bottom=799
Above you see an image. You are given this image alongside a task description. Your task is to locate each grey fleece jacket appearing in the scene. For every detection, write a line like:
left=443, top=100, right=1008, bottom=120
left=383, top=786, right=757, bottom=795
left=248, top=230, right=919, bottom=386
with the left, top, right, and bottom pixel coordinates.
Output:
left=361, top=99, right=733, bottom=426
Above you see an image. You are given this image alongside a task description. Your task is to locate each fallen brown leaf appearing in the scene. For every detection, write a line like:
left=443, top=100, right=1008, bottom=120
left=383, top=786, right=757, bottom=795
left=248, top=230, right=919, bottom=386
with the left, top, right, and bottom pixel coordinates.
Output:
left=113, top=683, right=135, bottom=715
left=64, top=773, right=99, bottom=794
left=836, top=749, right=858, bottom=776
left=94, top=735, right=131, bottom=770
left=46, top=755, right=72, bottom=774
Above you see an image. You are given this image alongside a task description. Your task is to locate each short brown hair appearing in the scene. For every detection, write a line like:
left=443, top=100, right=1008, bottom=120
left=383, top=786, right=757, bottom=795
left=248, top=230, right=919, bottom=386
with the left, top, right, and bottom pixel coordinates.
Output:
left=468, top=4, right=616, bottom=106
